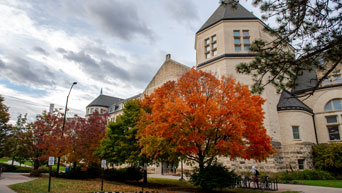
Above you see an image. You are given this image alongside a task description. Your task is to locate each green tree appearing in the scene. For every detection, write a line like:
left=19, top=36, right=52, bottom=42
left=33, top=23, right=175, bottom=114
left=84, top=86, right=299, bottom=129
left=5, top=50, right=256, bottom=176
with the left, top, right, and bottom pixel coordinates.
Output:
left=95, top=99, right=150, bottom=182
left=0, top=95, right=10, bottom=157
left=4, top=114, right=28, bottom=165
left=313, top=143, right=342, bottom=175
left=234, top=0, right=342, bottom=94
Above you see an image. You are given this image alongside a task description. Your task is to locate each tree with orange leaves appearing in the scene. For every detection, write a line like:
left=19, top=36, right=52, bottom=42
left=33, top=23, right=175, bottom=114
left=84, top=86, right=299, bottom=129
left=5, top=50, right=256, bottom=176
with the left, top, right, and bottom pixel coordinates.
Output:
left=138, top=68, right=274, bottom=171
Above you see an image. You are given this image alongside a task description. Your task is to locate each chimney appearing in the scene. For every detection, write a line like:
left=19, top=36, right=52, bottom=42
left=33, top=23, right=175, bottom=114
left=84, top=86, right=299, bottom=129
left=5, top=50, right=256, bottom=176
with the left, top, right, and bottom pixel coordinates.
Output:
left=166, top=54, right=171, bottom=60
left=49, top=104, right=54, bottom=113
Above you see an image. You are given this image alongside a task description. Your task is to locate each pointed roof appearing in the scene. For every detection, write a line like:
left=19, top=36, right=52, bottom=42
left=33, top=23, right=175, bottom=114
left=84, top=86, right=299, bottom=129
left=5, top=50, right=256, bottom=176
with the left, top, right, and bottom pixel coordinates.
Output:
left=277, top=90, right=313, bottom=113
left=197, top=0, right=258, bottom=33
left=87, top=94, right=123, bottom=108
left=292, top=70, right=318, bottom=93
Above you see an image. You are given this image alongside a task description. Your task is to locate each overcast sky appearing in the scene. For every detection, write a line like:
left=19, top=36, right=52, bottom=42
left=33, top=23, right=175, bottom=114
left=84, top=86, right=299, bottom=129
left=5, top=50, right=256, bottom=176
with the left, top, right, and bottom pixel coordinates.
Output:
left=0, top=0, right=265, bottom=123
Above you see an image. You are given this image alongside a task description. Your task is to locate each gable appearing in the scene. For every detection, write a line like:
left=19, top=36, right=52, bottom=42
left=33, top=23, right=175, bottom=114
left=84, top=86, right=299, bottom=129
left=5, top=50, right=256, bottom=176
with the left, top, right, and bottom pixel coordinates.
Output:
left=143, top=55, right=190, bottom=96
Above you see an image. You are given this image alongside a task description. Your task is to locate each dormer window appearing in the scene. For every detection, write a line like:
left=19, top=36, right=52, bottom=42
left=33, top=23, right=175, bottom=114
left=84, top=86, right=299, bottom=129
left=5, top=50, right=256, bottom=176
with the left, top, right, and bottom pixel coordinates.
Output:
left=204, top=35, right=217, bottom=58
left=234, top=30, right=250, bottom=51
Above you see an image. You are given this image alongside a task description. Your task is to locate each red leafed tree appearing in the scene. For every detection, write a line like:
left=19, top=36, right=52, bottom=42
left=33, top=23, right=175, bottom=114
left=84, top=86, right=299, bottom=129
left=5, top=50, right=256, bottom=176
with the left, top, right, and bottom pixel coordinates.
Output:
left=66, top=112, right=107, bottom=167
left=33, top=111, right=67, bottom=161
left=138, top=69, right=274, bottom=171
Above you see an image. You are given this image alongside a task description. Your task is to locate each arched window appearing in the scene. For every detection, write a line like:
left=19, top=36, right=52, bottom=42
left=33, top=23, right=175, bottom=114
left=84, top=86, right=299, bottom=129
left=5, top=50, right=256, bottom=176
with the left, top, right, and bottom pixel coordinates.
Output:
left=325, top=99, right=342, bottom=112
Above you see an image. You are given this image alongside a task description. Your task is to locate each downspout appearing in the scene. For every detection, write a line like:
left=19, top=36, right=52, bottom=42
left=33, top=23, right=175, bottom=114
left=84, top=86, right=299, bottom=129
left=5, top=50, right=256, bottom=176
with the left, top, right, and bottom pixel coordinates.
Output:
left=312, top=113, right=319, bottom=144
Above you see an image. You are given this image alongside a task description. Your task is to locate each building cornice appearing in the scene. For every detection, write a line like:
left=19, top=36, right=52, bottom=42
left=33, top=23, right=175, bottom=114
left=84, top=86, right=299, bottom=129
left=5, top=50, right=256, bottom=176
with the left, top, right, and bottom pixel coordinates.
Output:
left=197, top=53, right=257, bottom=68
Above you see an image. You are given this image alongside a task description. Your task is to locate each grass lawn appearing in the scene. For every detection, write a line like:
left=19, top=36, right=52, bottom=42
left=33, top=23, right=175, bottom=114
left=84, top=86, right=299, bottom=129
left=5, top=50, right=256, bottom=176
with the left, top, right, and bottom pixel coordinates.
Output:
left=292, top=180, right=342, bottom=188
left=10, top=177, right=298, bottom=193
left=0, top=157, right=9, bottom=162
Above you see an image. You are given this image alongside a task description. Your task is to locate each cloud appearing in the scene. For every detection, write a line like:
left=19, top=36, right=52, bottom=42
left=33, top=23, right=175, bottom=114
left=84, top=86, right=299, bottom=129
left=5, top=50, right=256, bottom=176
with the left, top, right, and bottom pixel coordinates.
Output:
left=58, top=0, right=154, bottom=41
left=62, top=49, right=129, bottom=83
left=160, top=0, right=199, bottom=26
left=0, top=56, right=57, bottom=87
left=33, top=46, right=49, bottom=56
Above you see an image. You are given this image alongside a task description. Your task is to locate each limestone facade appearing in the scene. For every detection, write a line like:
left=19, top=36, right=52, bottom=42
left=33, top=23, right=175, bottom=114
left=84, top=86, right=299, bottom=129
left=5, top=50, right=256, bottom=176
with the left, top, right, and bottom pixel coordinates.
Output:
left=86, top=1, right=342, bottom=174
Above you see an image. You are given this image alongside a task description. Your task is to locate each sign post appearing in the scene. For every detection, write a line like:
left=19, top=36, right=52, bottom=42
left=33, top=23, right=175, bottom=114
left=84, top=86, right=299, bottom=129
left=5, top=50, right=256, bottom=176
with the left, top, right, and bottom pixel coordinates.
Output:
left=101, top=160, right=106, bottom=191
left=48, top=156, right=55, bottom=192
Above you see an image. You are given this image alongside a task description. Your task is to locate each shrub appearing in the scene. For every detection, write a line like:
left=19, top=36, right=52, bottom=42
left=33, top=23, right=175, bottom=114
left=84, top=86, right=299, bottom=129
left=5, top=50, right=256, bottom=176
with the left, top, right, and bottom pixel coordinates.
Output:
left=0, top=162, right=31, bottom=173
left=190, top=163, right=237, bottom=191
left=313, top=143, right=342, bottom=177
left=104, top=166, right=143, bottom=182
left=30, top=169, right=41, bottom=177
left=279, top=170, right=334, bottom=181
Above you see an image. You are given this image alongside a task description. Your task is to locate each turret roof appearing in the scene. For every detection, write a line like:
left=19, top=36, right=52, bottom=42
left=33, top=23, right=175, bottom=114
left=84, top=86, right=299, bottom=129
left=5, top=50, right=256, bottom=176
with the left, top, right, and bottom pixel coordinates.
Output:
left=197, top=0, right=258, bottom=33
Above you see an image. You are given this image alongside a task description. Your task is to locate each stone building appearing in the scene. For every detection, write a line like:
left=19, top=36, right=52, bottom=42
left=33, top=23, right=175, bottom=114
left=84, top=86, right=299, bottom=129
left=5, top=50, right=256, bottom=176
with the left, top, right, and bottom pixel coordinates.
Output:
left=86, top=1, right=342, bottom=173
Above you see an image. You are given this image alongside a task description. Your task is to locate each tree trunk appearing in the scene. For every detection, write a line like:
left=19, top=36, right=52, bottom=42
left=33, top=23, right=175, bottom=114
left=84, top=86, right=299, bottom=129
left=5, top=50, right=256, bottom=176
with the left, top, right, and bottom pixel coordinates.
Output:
left=33, top=159, right=39, bottom=170
left=143, top=163, right=148, bottom=184
left=73, top=161, right=77, bottom=173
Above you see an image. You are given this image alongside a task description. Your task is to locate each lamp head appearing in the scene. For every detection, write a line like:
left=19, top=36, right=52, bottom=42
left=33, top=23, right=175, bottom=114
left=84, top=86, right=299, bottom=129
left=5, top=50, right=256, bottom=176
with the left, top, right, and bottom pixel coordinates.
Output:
left=73, top=82, right=77, bottom=85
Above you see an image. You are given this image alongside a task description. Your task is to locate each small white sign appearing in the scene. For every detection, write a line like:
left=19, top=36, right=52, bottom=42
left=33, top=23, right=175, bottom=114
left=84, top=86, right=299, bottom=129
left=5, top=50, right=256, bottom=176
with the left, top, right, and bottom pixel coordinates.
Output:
left=48, top=157, right=55, bottom=166
left=101, top=160, right=106, bottom=168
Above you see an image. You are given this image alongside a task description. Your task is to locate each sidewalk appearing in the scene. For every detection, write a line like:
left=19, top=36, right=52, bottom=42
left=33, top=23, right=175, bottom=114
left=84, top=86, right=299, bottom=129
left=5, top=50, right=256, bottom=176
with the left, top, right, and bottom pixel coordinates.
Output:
left=0, top=173, right=36, bottom=193
left=5, top=160, right=32, bottom=168
left=277, top=183, right=342, bottom=193
left=148, top=173, right=188, bottom=180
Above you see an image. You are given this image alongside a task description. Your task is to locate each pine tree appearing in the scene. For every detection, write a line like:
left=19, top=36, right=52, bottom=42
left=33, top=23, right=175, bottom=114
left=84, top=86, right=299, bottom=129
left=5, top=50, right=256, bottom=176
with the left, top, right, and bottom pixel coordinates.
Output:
left=235, top=0, right=342, bottom=94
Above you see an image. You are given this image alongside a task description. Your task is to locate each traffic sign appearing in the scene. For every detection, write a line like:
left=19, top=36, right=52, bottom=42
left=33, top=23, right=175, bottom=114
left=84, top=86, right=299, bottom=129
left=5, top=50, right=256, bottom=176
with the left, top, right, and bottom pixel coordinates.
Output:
left=101, top=160, right=106, bottom=168
left=48, top=157, right=55, bottom=166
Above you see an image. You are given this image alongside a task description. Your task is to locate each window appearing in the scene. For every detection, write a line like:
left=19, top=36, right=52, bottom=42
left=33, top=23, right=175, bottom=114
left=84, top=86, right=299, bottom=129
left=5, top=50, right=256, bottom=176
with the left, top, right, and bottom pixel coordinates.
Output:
left=212, top=50, right=217, bottom=56
left=298, top=159, right=305, bottom=170
left=204, top=34, right=217, bottom=59
left=292, top=126, right=300, bottom=139
left=242, top=30, right=250, bottom=51
left=322, top=70, right=342, bottom=86
left=212, top=35, right=217, bottom=42
left=100, top=109, right=103, bottom=114
left=325, top=99, right=342, bottom=112
left=333, top=71, right=342, bottom=83
left=234, top=30, right=250, bottom=52
left=325, top=115, right=341, bottom=141
left=328, top=126, right=340, bottom=140
left=205, top=45, right=210, bottom=52
left=326, top=116, right=337, bottom=123
left=205, top=38, right=210, bottom=45
left=234, top=38, right=241, bottom=44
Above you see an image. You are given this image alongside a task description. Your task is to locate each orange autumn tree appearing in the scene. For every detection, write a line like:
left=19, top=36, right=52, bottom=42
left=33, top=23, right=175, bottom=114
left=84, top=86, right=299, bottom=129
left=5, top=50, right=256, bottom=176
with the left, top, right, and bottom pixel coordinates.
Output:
left=138, top=69, right=274, bottom=171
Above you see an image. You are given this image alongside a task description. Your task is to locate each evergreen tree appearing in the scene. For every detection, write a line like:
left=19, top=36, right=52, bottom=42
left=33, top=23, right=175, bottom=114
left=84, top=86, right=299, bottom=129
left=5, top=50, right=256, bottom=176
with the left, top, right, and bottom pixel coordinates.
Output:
left=234, top=0, right=342, bottom=94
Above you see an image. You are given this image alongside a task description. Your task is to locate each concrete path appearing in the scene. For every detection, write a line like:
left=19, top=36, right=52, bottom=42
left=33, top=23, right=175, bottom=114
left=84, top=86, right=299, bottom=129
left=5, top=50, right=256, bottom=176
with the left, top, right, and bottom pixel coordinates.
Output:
left=0, top=173, right=36, bottom=193
left=277, top=183, right=342, bottom=193
left=148, top=174, right=188, bottom=180
left=5, top=160, right=32, bottom=168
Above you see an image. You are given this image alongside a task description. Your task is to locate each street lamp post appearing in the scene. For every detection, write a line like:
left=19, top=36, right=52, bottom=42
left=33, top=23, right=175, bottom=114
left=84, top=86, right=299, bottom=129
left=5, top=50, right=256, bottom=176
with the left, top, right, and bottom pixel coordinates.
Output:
left=56, top=82, right=77, bottom=175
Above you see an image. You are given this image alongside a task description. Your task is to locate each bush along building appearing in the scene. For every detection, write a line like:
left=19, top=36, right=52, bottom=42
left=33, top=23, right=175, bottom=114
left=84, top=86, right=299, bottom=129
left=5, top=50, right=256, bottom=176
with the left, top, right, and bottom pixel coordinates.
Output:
left=86, top=1, right=342, bottom=173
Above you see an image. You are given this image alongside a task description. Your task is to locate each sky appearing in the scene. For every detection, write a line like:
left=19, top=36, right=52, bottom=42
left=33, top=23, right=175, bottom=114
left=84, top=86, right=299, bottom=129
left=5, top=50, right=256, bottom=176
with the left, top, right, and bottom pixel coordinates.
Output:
left=0, top=0, right=265, bottom=124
